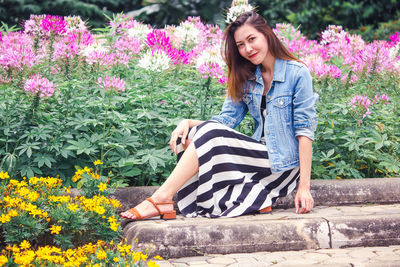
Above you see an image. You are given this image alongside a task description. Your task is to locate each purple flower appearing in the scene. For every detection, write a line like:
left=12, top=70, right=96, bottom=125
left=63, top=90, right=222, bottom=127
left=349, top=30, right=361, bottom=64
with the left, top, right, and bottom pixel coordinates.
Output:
left=97, top=75, right=126, bottom=92
left=146, top=29, right=171, bottom=50
left=198, top=62, right=224, bottom=79
left=114, top=35, right=141, bottom=56
left=349, top=93, right=391, bottom=125
left=41, top=15, right=67, bottom=35
left=24, top=74, right=55, bottom=97
left=389, top=32, right=400, bottom=47
left=0, top=32, right=37, bottom=71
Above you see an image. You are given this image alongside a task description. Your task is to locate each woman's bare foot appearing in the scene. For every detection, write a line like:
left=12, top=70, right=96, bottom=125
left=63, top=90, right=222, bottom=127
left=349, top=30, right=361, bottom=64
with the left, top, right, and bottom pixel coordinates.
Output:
left=120, top=197, right=174, bottom=220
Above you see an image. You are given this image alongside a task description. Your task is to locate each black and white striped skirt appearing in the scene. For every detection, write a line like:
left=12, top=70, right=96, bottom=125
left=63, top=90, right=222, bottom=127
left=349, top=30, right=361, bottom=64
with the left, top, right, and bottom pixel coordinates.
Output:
left=176, top=120, right=299, bottom=218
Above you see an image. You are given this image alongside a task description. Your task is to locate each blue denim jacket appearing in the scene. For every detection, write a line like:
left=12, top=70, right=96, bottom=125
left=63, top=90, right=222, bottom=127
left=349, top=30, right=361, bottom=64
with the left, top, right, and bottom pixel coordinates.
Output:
left=211, top=58, right=318, bottom=173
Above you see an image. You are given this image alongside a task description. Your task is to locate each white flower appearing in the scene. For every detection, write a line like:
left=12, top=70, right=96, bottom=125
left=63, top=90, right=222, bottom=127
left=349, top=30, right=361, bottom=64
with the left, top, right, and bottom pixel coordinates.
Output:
left=174, top=21, right=200, bottom=47
left=196, top=46, right=225, bottom=68
left=64, top=15, right=87, bottom=33
left=320, top=25, right=347, bottom=45
left=138, top=49, right=170, bottom=72
left=127, top=24, right=152, bottom=42
left=226, top=4, right=254, bottom=23
left=80, top=44, right=108, bottom=58
left=389, top=43, right=400, bottom=60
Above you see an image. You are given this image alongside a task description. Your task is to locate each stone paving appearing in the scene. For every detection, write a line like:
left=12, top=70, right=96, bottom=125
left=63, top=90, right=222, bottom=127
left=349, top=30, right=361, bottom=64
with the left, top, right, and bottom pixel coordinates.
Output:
left=155, top=245, right=400, bottom=266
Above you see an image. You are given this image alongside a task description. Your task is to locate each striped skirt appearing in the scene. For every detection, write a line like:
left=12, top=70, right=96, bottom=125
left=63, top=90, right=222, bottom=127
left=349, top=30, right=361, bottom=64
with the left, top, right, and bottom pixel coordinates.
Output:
left=176, top=120, right=300, bottom=218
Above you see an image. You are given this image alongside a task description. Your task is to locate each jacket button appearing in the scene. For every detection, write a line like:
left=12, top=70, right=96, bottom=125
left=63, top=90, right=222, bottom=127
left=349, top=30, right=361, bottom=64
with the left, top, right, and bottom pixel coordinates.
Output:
left=267, top=95, right=271, bottom=100
left=280, top=100, right=283, bottom=105
left=265, top=130, right=270, bottom=135
left=270, top=149, right=274, bottom=153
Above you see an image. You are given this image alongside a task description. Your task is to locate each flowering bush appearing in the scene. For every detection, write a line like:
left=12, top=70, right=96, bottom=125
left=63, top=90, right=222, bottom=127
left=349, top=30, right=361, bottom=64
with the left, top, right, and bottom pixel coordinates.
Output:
left=0, top=167, right=161, bottom=266
left=0, top=13, right=399, bottom=183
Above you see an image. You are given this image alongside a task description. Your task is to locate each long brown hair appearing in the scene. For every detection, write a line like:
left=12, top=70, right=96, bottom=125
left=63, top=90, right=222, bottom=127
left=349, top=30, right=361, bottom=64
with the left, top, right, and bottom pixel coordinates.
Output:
left=224, top=11, right=300, bottom=101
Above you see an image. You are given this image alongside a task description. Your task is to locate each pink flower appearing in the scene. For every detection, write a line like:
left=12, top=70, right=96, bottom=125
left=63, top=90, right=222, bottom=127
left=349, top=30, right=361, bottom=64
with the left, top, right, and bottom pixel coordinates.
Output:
left=53, top=33, right=80, bottom=61
left=85, top=51, right=115, bottom=66
left=41, top=15, right=67, bottom=35
left=114, top=35, right=141, bottom=56
left=218, top=76, right=228, bottom=84
left=0, top=32, right=37, bottom=71
left=373, top=94, right=390, bottom=104
left=146, top=29, right=192, bottom=65
left=198, top=62, right=224, bottom=79
left=146, top=29, right=171, bottom=50
left=97, top=75, right=126, bottom=92
left=389, top=32, right=400, bottom=47
left=24, top=74, right=55, bottom=97
left=349, top=93, right=391, bottom=124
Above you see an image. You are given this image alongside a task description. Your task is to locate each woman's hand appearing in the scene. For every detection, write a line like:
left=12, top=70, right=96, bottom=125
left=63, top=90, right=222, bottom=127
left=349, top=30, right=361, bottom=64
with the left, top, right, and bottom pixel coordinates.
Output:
left=294, top=186, right=314, bottom=214
left=169, top=119, right=191, bottom=155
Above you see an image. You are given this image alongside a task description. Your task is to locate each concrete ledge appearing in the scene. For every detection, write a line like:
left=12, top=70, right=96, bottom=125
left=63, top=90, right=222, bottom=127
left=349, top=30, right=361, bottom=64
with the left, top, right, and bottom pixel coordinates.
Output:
left=112, top=178, right=400, bottom=211
left=122, top=204, right=400, bottom=258
left=124, top=217, right=329, bottom=258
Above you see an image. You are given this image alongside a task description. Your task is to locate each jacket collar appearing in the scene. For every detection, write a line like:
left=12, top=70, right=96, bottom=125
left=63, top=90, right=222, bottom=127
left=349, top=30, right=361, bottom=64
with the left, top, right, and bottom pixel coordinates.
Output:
left=252, top=58, right=287, bottom=85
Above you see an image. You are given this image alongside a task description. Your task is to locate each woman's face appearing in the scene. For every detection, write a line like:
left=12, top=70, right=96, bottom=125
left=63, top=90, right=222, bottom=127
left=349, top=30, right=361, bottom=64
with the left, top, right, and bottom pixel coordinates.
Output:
left=234, top=24, right=269, bottom=65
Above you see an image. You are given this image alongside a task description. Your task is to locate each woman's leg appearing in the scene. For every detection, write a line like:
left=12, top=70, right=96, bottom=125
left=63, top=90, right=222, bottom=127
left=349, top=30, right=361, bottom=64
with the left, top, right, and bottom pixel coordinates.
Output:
left=120, top=141, right=198, bottom=219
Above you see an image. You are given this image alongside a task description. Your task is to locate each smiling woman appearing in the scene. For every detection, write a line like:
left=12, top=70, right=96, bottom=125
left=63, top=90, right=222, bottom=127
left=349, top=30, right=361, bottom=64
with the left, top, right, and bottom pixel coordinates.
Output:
left=120, top=2, right=318, bottom=220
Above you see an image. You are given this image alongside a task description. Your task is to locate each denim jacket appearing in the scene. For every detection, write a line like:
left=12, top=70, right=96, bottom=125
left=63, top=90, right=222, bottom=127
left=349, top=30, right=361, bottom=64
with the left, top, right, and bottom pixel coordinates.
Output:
left=211, top=58, right=318, bottom=173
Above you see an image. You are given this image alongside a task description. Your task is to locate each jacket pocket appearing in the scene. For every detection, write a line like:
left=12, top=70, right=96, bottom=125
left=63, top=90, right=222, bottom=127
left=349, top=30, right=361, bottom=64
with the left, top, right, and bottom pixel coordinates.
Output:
left=272, top=95, right=292, bottom=123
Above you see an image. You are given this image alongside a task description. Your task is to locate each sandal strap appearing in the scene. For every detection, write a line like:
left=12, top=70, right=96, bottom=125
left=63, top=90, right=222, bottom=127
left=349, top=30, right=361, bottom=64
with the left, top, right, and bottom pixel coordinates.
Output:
left=145, top=197, right=174, bottom=214
left=128, top=208, right=142, bottom=219
left=146, top=197, right=162, bottom=215
left=146, top=197, right=174, bottom=205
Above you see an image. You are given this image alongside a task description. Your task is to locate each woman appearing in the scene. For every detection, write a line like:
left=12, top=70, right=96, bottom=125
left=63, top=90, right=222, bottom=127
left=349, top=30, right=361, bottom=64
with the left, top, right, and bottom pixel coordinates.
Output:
left=120, top=11, right=318, bottom=220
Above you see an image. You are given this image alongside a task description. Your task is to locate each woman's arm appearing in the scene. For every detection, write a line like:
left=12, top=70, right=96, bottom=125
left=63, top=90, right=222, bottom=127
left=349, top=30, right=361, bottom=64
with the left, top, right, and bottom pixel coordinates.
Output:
left=295, top=135, right=314, bottom=214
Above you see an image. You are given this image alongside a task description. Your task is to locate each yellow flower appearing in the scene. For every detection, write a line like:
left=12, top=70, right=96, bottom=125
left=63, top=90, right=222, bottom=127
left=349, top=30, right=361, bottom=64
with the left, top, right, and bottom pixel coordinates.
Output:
left=108, top=216, right=117, bottom=223
left=0, top=214, right=11, bottom=224
left=147, top=260, right=160, bottom=267
left=110, top=199, right=122, bottom=208
left=96, top=249, right=107, bottom=260
left=50, top=225, right=62, bottom=234
left=0, top=171, right=10, bottom=179
left=13, top=250, right=35, bottom=265
left=98, top=182, right=107, bottom=192
left=94, top=160, right=103, bottom=165
left=67, top=203, right=79, bottom=212
left=113, top=257, right=119, bottom=263
left=110, top=222, right=119, bottom=232
left=8, top=209, right=18, bottom=217
left=0, top=255, right=8, bottom=265
left=20, top=240, right=31, bottom=250
left=132, top=252, right=142, bottom=262
left=154, top=255, right=163, bottom=260
left=94, top=206, right=105, bottom=215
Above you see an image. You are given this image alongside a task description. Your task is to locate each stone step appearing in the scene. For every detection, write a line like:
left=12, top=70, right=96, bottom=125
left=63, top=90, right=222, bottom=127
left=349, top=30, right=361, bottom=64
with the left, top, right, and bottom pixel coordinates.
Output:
left=122, top=203, right=400, bottom=258
left=112, top=178, right=400, bottom=212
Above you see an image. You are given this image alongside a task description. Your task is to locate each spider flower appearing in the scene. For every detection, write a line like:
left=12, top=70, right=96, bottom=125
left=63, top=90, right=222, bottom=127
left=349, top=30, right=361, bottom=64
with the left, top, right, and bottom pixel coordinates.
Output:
left=24, top=74, right=55, bottom=97
left=97, top=75, right=126, bottom=92
left=138, top=49, right=170, bottom=72
left=41, top=15, right=67, bottom=35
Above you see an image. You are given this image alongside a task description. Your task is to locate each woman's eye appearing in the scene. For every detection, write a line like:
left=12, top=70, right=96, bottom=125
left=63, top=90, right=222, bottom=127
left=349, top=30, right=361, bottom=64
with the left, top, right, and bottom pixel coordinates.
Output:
left=249, top=37, right=255, bottom=41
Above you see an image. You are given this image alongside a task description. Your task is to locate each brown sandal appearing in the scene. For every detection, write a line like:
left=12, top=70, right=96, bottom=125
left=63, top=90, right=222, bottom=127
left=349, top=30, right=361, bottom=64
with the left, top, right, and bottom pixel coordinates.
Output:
left=120, top=197, right=176, bottom=220
left=258, top=206, right=272, bottom=214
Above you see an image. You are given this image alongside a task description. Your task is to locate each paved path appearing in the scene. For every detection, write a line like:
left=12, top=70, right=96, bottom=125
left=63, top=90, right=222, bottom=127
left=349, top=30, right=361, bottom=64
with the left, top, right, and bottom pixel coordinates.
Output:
left=156, top=245, right=400, bottom=266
